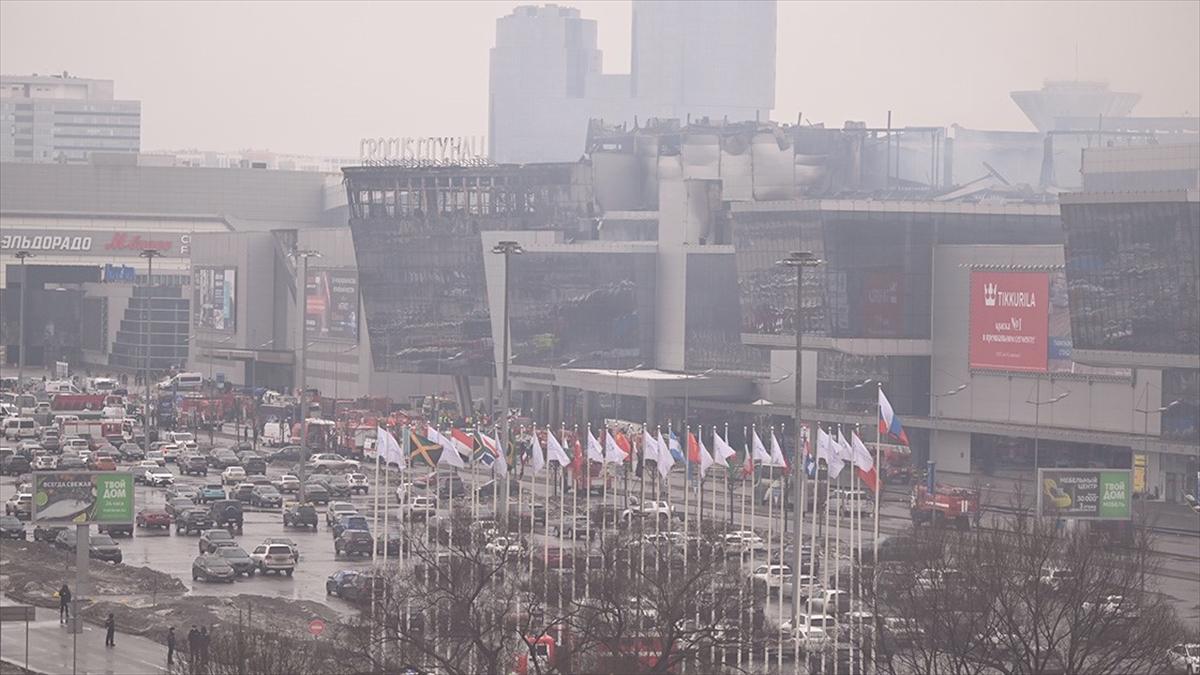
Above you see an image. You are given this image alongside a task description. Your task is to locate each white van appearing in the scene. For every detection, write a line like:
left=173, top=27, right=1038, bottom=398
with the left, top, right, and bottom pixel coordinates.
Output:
left=44, top=380, right=81, bottom=394
left=157, top=372, right=204, bottom=391
left=89, top=377, right=119, bottom=393
left=2, top=417, right=39, bottom=441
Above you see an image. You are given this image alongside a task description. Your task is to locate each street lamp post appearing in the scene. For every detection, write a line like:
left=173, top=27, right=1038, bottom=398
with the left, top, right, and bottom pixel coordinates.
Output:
left=1027, top=377, right=1070, bottom=477
left=292, top=249, right=322, bottom=482
left=13, top=251, right=33, bottom=384
left=1135, top=391, right=1179, bottom=500
left=929, top=383, right=968, bottom=418
left=139, top=249, right=163, bottom=456
left=613, top=362, right=643, bottom=509
left=207, top=334, right=235, bottom=383
left=492, top=241, right=523, bottom=518
left=777, top=250, right=822, bottom=625
left=682, top=367, right=715, bottom=427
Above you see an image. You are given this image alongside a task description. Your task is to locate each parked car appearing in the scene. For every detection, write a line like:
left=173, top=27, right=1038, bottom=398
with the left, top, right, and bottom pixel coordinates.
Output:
left=300, top=482, right=330, bottom=505
left=165, top=497, right=196, bottom=519
left=4, top=492, right=32, bottom=519
left=208, top=500, right=244, bottom=532
left=197, top=484, right=227, bottom=503
left=175, top=508, right=213, bottom=536
left=307, top=453, right=359, bottom=471
left=165, top=486, right=199, bottom=502
left=326, top=502, right=358, bottom=526
left=214, top=546, right=256, bottom=576
left=97, top=521, right=134, bottom=538
left=405, top=495, right=437, bottom=522
left=266, top=446, right=303, bottom=463
left=143, top=467, right=175, bottom=487
left=198, top=528, right=237, bottom=554
left=231, top=483, right=257, bottom=502
left=33, top=523, right=66, bottom=542
left=136, top=508, right=172, bottom=529
left=1, top=454, right=31, bottom=476
left=222, top=466, right=247, bottom=485
left=54, top=530, right=123, bottom=563
left=261, top=536, right=301, bottom=561
left=117, top=442, right=145, bottom=461
left=57, top=454, right=86, bottom=470
left=325, top=569, right=359, bottom=597
left=334, top=530, right=374, bottom=558
left=0, top=515, right=26, bottom=539
left=346, top=473, right=369, bottom=494
left=272, top=474, right=301, bottom=493
left=180, top=455, right=209, bottom=476
left=282, top=503, right=318, bottom=529
left=250, top=543, right=297, bottom=576
left=32, top=454, right=57, bottom=470
left=250, top=486, right=282, bottom=509
left=331, top=514, right=370, bottom=540
left=192, top=554, right=236, bottom=583
left=242, top=457, right=267, bottom=476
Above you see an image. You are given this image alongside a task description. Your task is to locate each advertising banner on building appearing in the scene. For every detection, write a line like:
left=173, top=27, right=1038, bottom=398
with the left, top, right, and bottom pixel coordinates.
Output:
left=193, top=267, right=237, bottom=331
left=969, top=271, right=1050, bottom=372
left=1, top=229, right=190, bottom=257
left=861, top=270, right=904, bottom=337
left=1038, top=468, right=1132, bottom=520
left=305, top=269, right=359, bottom=341
left=31, top=472, right=134, bottom=524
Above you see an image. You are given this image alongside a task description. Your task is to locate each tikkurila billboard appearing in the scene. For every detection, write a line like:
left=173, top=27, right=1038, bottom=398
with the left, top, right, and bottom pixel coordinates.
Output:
left=969, top=271, right=1049, bottom=372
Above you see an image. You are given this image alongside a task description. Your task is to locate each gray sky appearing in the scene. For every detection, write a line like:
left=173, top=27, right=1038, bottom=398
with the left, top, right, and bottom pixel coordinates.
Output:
left=2, top=1, right=1196, bottom=157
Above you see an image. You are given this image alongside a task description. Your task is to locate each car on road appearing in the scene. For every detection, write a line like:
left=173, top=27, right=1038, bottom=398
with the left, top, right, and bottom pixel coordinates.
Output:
left=266, top=445, right=303, bottom=463
left=97, top=521, right=134, bottom=538
left=32, top=454, right=57, bottom=470
left=751, top=564, right=793, bottom=591
left=334, top=530, right=374, bottom=558
left=915, top=568, right=963, bottom=592
left=221, top=466, right=247, bottom=485
left=250, top=486, right=283, bottom=509
left=55, top=530, right=123, bottom=563
left=198, top=528, right=238, bottom=554
left=33, top=523, right=66, bottom=543
left=307, top=453, right=359, bottom=471
left=250, top=543, right=297, bottom=576
left=208, top=500, right=244, bottom=533
left=282, top=503, right=318, bottom=529
left=180, top=455, right=209, bottom=476
left=1, top=454, right=31, bottom=476
left=117, top=442, right=145, bottom=461
left=346, top=473, right=369, bottom=494
left=231, top=483, right=257, bottom=502
left=1039, top=567, right=1074, bottom=590
left=215, top=546, right=257, bottom=576
left=272, top=474, right=301, bottom=493
left=143, top=467, right=175, bottom=487
left=300, top=482, right=330, bottom=505
left=484, top=536, right=523, bottom=560
left=197, top=484, right=227, bottom=503
left=331, top=514, right=370, bottom=540
left=158, top=443, right=183, bottom=464
left=242, top=457, right=267, bottom=476
left=192, top=554, right=236, bottom=583
left=0, top=515, right=26, bottom=539
left=175, top=508, right=213, bottom=536
left=5, top=492, right=32, bottom=519
left=40, top=430, right=61, bottom=453
left=326, top=502, right=358, bottom=526
left=208, top=450, right=239, bottom=470
left=405, top=495, right=437, bottom=522
left=325, top=569, right=359, bottom=597
left=165, top=497, right=196, bottom=519
left=261, top=537, right=301, bottom=561
left=1082, top=594, right=1138, bottom=621
left=136, top=508, right=172, bottom=530
left=57, top=454, right=87, bottom=470
left=165, top=486, right=199, bottom=502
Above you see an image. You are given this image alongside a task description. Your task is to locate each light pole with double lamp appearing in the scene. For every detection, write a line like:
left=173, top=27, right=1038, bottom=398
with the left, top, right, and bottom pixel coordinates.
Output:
left=139, top=249, right=163, bottom=456
left=492, top=240, right=523, bottom=518
left=777, top=250, right=822, bottom=626
left=1135, top=396, right=1179, bottom=500
left=292, top=248, right=322, bottom=482
left=1027, top=378, right=1070, bottom=479
left=13, top=251, right=33, bottom=384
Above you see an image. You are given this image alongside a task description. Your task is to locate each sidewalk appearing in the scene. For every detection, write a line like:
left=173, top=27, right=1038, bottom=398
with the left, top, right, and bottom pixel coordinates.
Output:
left=0, top=607, right=169, bottom=675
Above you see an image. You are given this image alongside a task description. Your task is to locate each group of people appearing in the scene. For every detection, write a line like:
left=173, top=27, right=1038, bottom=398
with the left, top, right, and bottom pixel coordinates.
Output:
left=60, top=582, right=213, bottom=668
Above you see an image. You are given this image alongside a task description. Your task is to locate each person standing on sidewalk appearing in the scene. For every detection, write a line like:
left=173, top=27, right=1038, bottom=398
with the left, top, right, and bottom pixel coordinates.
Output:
left=166, top=626, right=176, bottom=666
left=58, top=584, right=72, bottom=624
left=104, top=613, right=116, bottom=647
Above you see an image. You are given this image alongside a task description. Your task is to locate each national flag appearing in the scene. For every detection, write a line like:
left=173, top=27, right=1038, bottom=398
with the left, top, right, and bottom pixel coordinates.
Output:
left=569, top=434, right=585, bottom=478
left=769, top=430, right=787, bottom=469
left=603, top=429, right=626, bottom=464
left=668, top=431, right=684, bottom=462
left=451, top=428, right=476, bottom=460
left=878, top=388, right=910, bottom=445
left=529, top=428, right=546, bottom=473
left=713, top=430, right=736, bottom=467
left=615, top=430, right=633, bottom=462
left=377, top=425, right=406, bottom=471
left=656, top=430, right=675, bottom=478
left=697, top=434, right=715, bottom=478
left=751, top=429, right=772, bottom=465
left=546, top=430, right=571, bottom=467
left=741, top=442, right=754, bottom=479
left=687, top=432, right=701, bottom=465
left=802, top=427, right=816, bottom=478
left=428, top=425, right=465, bottom=468
left=586, top=429, right=605, bottom=463
left=816, top=426, right=845, bottom=478
left=408, top=429, right=443, bottom=468
left=479, top=430, right=508, bottom=477
left=850, top=430, right=878, bottom=492
left=642, top=429, right=661, bottom=466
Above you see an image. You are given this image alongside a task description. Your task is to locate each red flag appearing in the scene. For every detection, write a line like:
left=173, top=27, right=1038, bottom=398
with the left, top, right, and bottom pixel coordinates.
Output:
left=569, top=434, right=584, bottom=478
left=741, top=446, right=754, bottom=479
left=616, top=430, right=633, bottom=463
left=687, top=432, right=700, bottom=464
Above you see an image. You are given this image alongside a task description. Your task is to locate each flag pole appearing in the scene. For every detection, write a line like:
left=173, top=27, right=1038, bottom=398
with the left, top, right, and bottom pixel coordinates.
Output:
left=572, top=424, right=579, bottom=604
left=737, top=426, right=747, bottom=672
left=370, top=425, right=381, bottom=661
left=834, top=426, right=844, bottom=675
left=776, top=426, right=786, bottom=673
left=761, top=424, right=772, bottom=666
left=558, top=424, right=566, bottom=605
left=821, top=431, right=833, bottom=675
left=807, top=424, right=823, bottom=658
left=744, top=426, right=754, bottom=673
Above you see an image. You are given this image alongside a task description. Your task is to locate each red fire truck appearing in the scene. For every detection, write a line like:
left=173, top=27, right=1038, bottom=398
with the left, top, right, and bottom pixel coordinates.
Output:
left=910, top=483, right=979, bottom=530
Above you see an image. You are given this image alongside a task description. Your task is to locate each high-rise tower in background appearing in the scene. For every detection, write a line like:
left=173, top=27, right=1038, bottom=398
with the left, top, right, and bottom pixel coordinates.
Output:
left=489, top=1, right=777, bottom=164
left=0, top=72, right=141, bottom=163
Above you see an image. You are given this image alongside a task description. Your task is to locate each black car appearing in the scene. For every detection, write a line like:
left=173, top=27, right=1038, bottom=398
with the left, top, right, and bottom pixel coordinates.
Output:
left=198, top=528, right=237, bottom=554
left=208, top=500, right=244, bottom=532
left=331, top=515, right=370, bottom=540
left=40, top=433, right=61, bottom=453
left=242, top=457, right=267, bottom=476
left=214, top=546, right=256, bottom=576
left=118, top=443, right=145, bottom=461
left=231, top=484, right=256, bottom=502
left=282, top=503, right=318, bottom=529
left=33, top=523, right=66, bottom=542
left=334, top=530, right=374, bottom=558
left=250, top=486, right=282, bottom=509
left=97, top=522, right=134, bottom=538
left=267, top=445, right=303, bottom=463
left=375, top=528, right=404, bottom=556
left=180, top=455, right=208, bottom=476
left=58, top=455, right=86, bottom=470
left=300, top=483, right=330, bottom=505
left=192, top=554, right=236, bottom=583
left=165, top=486, right=199, bottom=502
left=208, top=451, right=239, bottom=469
left=0, top=515, right=26, bottom=540
left=165, top=497, right=196, bottom=519
left=175, top=508, right=213, bottom=536
left=322, top=475, right=354, bottom=499
left=87, top=533, right=123, bottom=563
left=1, top=455, right=31, bottom=476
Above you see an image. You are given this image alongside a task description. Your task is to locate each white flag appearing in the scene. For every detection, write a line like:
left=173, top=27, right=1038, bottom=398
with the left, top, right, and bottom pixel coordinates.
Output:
left=769, top=430, right=787, bottom=468
left=529, top=428, right=546, bottom=473
left=713, top=430, right=736, bottom=467
left=546, top=430, right=571, bottom=467
left=429, top=425, right=465, bottom=468
left=603, top=429, right=627, bottom=464
left=698, top=435, right=715, bottom=478
left=586, top=429, right=605, bottom=463
left=377, top=425, right=406, bottom=471
left=816, top=426, right=845, bottom=478
left=656, top=430, right=674, bottom=478
left=850, top=430, right=874, bottom=472
left=751, top=429, right=772, bottom=465
left=642, top=429, right=660, bottom=466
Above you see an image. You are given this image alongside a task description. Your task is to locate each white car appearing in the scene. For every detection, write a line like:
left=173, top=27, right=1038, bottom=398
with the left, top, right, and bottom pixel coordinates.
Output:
left=307, top=453, right=359, bottom=471
left=781, top=614, right=837, bottom=650
left=63, top=438, right=90, bottom=454
left=1039, top=567, right=1074, bottom=589
left=250, top=543, right=296, bottom=576
left=915, top=568, right=961, bottom=592
left=346, top=473, right=369, bottom=494
left=158, top=443, right=184, bottom=463
left=722, top=530, right=766, bottom=555
left=32, top=455, right=57, bottom=470
left=622, top=499, right=674, bottom=521
left=222, top=466, right=247, bottom=485
left=484, top=536, right=523, bottom=559
left=326, top=501, right=359, bottom=526
left=751, top=564, right=793, bottom=589
left=272, top=474, right=301, bottom=493
left=144, top=467, right=175, bottom=487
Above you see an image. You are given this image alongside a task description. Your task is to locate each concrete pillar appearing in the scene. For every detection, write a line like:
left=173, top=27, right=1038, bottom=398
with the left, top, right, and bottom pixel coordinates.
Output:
left=581, top=390, right=595, bottom=426
left=549, top=386, right=561, bottom=429
left=930, top=429, right=971, bottom=474
left=645, top=395, right=657, bottom=428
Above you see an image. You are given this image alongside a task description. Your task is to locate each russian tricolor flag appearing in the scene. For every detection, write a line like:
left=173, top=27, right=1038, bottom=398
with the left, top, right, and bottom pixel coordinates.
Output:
left=878, top=388, right=909, bottom=445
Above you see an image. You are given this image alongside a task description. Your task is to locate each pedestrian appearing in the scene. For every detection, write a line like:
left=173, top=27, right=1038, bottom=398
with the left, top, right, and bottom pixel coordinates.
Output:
left=166, top=626, right=176, bottom=666
left=58, top=583, right=72, bottom=624
left=199, top=626, right=209, bottom=670
left=187, top=625, right=198, bottom=665
left=104, top=612, right=115, bottom=647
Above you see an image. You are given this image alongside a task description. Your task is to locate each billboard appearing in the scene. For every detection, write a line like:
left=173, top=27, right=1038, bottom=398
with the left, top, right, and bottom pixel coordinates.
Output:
left=1038, top=468, right=1132, bottom=520
left=969, top=271, right=1049, bottom=372
left=305, top=269, right=359, bottom=341
left=193, top=267, right=237, bottom=331
left=861, top=270, right=904, bottom=337
left=1, top=229, right=191, bottom=257
left=31, top=472, right=134, bottom=524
